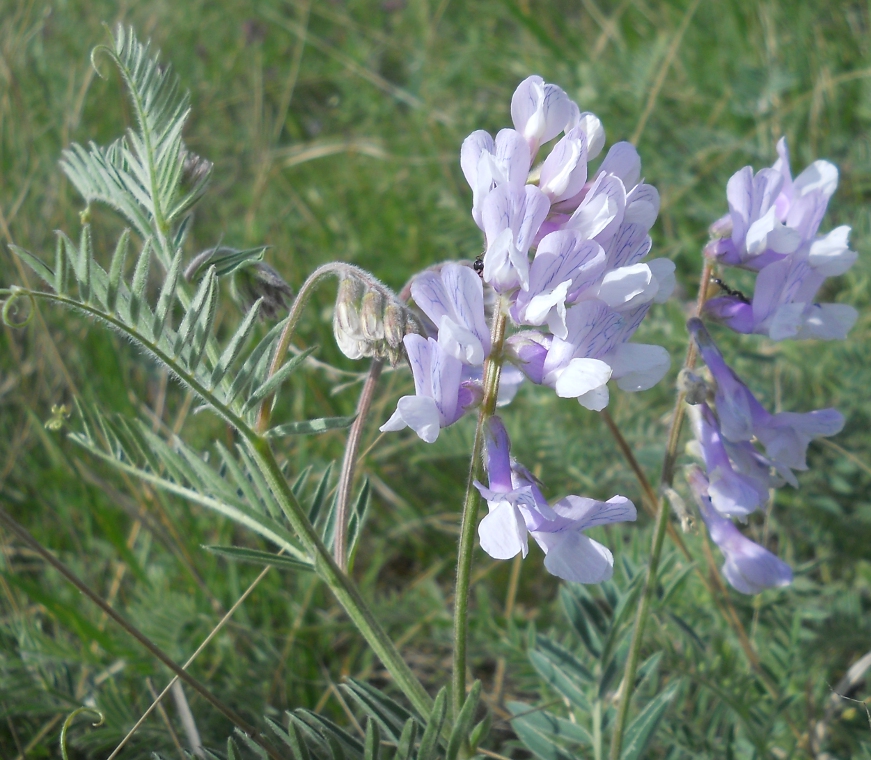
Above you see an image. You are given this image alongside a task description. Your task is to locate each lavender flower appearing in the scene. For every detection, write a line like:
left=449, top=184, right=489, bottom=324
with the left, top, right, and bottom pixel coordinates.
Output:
left=687, top=467, right=792, bottom=595
left=475, top=417, right=636, bottom=583
left=704, top=138, right=858, bottom=341
left=689, top=318, right=844, bottom=486
left=379, top=335, right=477, bottom=443
left=411, top=262, right=491, bottom=365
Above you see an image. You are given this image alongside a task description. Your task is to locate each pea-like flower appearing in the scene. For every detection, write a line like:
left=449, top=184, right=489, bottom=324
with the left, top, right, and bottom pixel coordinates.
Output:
left=475, top=417, right=636, bottom=583
left=687, top=467, right=792, bottom=595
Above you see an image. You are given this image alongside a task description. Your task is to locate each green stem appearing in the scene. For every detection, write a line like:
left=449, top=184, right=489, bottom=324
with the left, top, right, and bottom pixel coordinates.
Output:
left=608, top=259, right=712, bottom=760
left=452, top=298, right=508, bottom=719
left=246, top=436, right=433, bottom=718
left=256, top=263, right=344, bottom=433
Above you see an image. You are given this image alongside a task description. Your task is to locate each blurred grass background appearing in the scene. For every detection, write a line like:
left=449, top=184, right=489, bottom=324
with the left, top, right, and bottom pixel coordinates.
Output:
left=1, top=0, right=870, bottom=757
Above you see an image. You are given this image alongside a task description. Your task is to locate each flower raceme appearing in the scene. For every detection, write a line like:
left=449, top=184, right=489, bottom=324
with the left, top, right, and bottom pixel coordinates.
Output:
left=474, top=417, right=636, bottom=583
left=704, top=137, right=858, bottom=341
left=379, top=75, right=674, bottom=442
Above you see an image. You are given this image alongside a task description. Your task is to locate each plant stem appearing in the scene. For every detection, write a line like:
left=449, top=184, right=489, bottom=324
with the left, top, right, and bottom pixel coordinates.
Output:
left=246, top=436, right=433, bottom=718
left=256, top=262, right=344, bottom=433
left=609, top=260, right=712, bottom=760
left=452, top=298, right=508, bottom=719
left=0, top=508, right=282, bottom=760
left=334, top=358, right=383, bottom=570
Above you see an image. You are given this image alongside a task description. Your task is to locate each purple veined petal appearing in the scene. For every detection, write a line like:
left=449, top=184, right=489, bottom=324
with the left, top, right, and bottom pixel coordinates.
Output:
left=478, top=501, right=529, bottom=559
left=510, top=75, right=574, bottom=158
left=498, top=364, right=527, bottom=406
left=795, top=303, right=858, bottom=340
left=460, top=130, right=495, bottom=193
left=535, top=531, right=615, bottom=583
left=483, top=416, right=514, bottom=492
left=596, top=263, right=658, bottom=311
left=744, top=206, right=803, bottom=257
left=603, top=342, right=671, bottom=392
left=506, top=331, right=551, bottom=384
left=624, top=183, right=660, bottom=228
left=441, top=262, right=491, bottom=356
left=772, top=136, right=794, bottom=217
left=604, top=223, right=651, bottom=271
left=553, top=357, right=612, bottom=401
left=494, top=128, right=533, bottom=185
left=597, top=141, right=641, bottom=189
left=750, top=257, right=792, bottom=328
left=566, top=173, right=626, bottom=243
left=808, top=226, right=857, bottom=276
left=411, top=269, right=452, bottom=328
left=689, top=318, right=754, bottom=441
left=516, top=185, right=552, bottom=254
left=549, top=494, right=637, bottom=529
left=767, top=303, right=806, bottom=341
left=574, top=112, right=606, bottom=159
left=727, top=166, right=754, bottom=251
left=438, top=316, right=486, bottom=366
left=540, top=127, right=588, bottom=203
left=430, top=337, right=464, bottom=425
left=703, top=295, right=755, bottom=333
left=688, top=467, right=792, bottom=594
left=755, top=408, right=844, bottom=471
left=749, top=168, right=784, bottom=224
left=577, top=384, right=610, bottom=411
left=648, top=258, right=676, bottom=303
left=403, top=333, right=434, bottom=398
left=786, top=160, right=838, bottom=238
left=391, top=395, right=443, bottom=442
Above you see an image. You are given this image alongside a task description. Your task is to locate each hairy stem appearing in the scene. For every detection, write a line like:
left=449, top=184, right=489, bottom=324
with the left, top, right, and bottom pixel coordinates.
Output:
left=334, top=358, right=383, bottom=570
left=256, top=263, right=343, bottom=433
left=609, top=260, right=712, bottom=760
left=246, top=437, right=433, bottom=717
left=452, top=298, right=508, bottom=719
left=0, top=508, right=281, bottom=760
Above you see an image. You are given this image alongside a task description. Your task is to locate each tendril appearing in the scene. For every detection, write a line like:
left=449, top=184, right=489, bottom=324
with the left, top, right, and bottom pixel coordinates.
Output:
left=2, top=289, right=36, bottom=328
left=60, top=707, right=105, bottom=760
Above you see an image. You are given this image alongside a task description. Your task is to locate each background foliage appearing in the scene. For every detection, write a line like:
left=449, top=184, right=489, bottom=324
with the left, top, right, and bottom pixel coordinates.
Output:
left=1, top=0, right=870, bottom=757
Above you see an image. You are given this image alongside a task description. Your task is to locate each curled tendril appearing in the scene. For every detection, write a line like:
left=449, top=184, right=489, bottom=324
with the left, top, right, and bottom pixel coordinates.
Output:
left=60, top=707, right=105, bottom=760
left=2, top=289, right=36, bottom=328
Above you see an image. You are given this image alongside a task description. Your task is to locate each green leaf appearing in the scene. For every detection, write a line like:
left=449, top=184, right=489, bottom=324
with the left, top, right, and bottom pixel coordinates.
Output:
left=363, top=719, right=380, bottom=760
left=204, top=545, right=313, bottom=572
left=241, top=346, right=317, bottom=414
left=307, top=464, right=334, bottom=525
left=172, top=265, right=215, bottom=356
left=446, top=680, right=481, bottom=760
left=507, top=702, right=589, bottom=760
left=342, top=679, right=415, bottom=743
left=128, top=239, right=152, bottom=327
left=560, top=586, right=602, bottom=657
left=529, top=635, right=593, bottom=711
left=395, top=719, right=416, bottom=760
left=152, top=247, right=182, bottom=339
left=54, top=233, right=68, bottom=295
left=210, top=298, right=263, bottom=389
left=619, top=680, right=681, bottom=760
left=265, top=415, right=357, bottom=438
left=266, top=718, right=311, bottom=760
left=106, top=228, right=130, bottom=311
left=417, top=687, right=447, bottom=760
left=346, top=479, right=371, bottom=564
left=10, top=245, right=54, bottom=286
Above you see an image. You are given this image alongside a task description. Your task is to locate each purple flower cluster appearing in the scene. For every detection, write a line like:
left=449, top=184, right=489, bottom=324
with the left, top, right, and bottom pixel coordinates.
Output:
left=381, top=76, right=673, bottom=443
left=704, top=138, right=858, bottom=341
left=687, top=318, right=844, bottom=594
left=380, top=76, right=669, bottom=582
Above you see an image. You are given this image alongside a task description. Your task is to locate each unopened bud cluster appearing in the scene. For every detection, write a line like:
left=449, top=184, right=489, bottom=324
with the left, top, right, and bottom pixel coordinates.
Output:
left=333, top=274, right=421, bottom=365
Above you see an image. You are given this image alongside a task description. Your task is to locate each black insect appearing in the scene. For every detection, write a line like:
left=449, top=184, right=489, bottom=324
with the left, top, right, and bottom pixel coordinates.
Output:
left=711, top=276, right=750, bottom=304
left=473, top=253, right=484, bottom=277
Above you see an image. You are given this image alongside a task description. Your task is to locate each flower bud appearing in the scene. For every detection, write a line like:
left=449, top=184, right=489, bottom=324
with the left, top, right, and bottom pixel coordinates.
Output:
left=678, top=368, right=708, bottom=405
left=332, top=273, right=423, bottom=365
left=234, top=261, right=294, bottom=320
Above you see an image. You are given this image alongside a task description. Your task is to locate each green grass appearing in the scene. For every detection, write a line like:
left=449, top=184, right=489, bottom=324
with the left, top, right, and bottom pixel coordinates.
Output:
left=1, top=0, right=871, bottom=757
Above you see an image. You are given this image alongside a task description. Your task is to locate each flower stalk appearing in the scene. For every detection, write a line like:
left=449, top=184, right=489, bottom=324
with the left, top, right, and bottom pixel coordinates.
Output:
left=452, top=296, right=509, bottom=719
left=608, top=259, right=712, bottom=760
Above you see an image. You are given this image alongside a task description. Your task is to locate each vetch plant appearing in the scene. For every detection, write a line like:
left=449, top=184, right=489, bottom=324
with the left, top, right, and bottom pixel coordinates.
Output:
left=0, top=27, right=862, bottom=760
